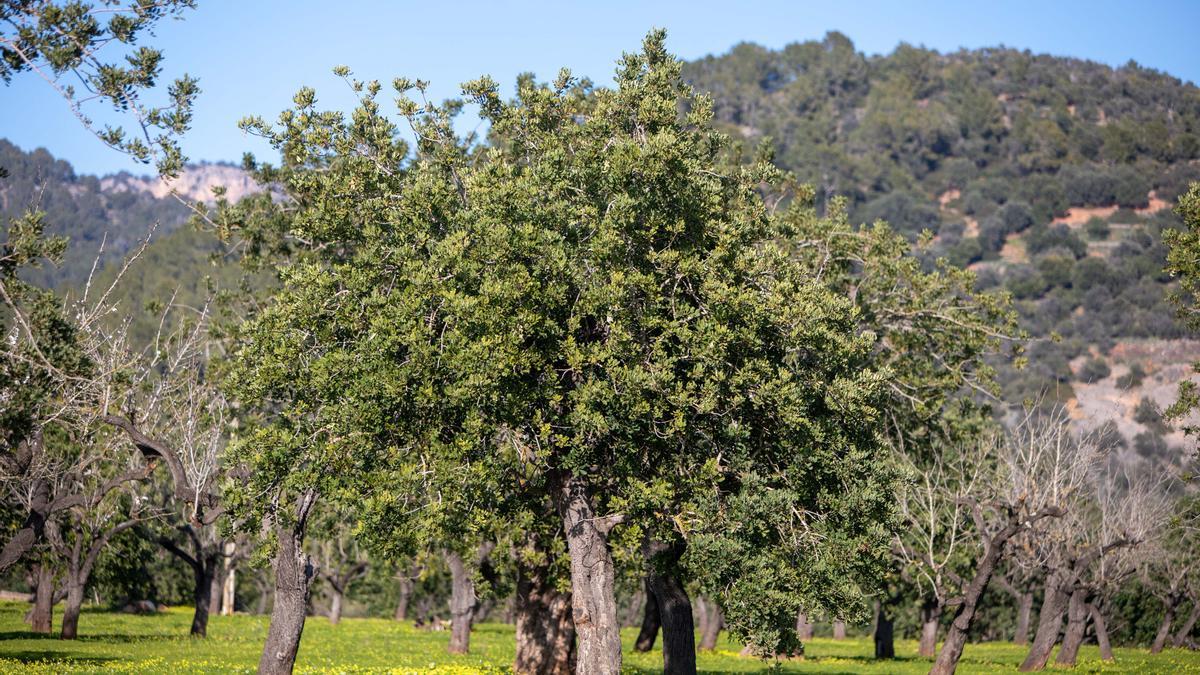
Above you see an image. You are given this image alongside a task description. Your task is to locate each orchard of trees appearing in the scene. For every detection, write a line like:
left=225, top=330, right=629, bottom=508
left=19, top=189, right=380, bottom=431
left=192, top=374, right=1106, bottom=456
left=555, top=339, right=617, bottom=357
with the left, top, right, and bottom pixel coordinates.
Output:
left=2, top=4, right=1200, bottom=675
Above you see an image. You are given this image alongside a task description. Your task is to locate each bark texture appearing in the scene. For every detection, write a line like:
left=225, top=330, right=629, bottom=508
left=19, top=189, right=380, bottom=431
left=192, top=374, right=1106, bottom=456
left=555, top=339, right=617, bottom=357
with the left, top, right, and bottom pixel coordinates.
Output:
left=553, top=471, right=622, bottom=675
left=447, top=550, right=474, bottom=654
left=1020, top=540, right=1127, bottom=672
left=873, top=603, right=895, bottom=659
left=919, top=598, right=939, bottom=658
left=1055, top=587, right=1090, bottom=666
left=190, top=558, right=217, bottom=637
left=59, top=582, right=84, bottom=640
left=643, top=539, right=696, bottom=675
left=930, top=508, right=1057, bottom=675
left=1090, top=602, right=1114, bottom=661
left=1019, top=573, right=1069, bottom=672
left=634, top=577, right=659, bottom=652
left=29, top=564, right=54, bottom=634
left=257, top=493, right=317, bottom=675
left=1152, top=593, right=1181, bottom=654
left=514, top=533, right=577, bottom=675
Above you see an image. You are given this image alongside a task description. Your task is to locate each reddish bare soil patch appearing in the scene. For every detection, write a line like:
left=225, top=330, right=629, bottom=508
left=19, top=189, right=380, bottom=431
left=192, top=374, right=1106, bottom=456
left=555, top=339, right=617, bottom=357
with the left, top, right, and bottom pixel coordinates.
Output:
left=1135, top=191, right=1170, bottom=215
left=1053, top=205, right=1118, bottom=226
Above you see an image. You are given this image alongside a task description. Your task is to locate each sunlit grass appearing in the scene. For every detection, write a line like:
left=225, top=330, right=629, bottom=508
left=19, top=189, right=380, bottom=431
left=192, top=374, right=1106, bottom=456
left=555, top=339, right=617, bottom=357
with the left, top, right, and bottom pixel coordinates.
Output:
left=1, top=602, right=1197, bottom=673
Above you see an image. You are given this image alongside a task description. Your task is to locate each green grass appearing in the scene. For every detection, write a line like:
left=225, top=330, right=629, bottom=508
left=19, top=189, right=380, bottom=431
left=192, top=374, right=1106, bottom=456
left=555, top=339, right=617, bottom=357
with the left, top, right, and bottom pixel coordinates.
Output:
left=1, top=602, right=1197, bottom=673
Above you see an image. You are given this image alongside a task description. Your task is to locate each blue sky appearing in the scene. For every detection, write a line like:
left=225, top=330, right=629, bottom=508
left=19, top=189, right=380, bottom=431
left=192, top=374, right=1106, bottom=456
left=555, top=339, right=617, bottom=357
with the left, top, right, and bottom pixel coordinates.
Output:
left=2, top=0, right=1198, bottom=176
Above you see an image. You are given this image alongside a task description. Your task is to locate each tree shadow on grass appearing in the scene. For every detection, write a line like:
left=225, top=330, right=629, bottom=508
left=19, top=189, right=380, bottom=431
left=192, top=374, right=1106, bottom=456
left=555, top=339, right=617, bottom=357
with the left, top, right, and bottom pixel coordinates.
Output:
left=0, top=630, right=183, bottom=643
left=0, top=650, right=118, bottom=666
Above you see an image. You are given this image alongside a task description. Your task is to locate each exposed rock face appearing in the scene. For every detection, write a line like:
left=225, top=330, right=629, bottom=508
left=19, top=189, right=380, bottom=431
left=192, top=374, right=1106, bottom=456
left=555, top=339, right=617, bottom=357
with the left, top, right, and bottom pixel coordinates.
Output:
left=100, top=164, right=259, bottom=203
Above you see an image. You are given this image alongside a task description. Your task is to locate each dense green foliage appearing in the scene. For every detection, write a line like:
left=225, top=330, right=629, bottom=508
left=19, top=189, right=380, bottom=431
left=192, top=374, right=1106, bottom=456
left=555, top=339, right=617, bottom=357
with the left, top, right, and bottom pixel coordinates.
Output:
left=684, top=34, right=1199, bottom=406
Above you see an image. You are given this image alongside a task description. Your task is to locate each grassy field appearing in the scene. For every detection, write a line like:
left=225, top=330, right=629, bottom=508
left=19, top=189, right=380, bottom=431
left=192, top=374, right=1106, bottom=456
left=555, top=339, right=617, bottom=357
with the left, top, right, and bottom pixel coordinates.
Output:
left=1, top=602, right=1198, bottom=673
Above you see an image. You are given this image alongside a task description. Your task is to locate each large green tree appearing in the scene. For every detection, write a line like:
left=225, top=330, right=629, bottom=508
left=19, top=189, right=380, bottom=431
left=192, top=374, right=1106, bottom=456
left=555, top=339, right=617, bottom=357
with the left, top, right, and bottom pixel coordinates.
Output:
left=218, top=31, right=900, bottom=675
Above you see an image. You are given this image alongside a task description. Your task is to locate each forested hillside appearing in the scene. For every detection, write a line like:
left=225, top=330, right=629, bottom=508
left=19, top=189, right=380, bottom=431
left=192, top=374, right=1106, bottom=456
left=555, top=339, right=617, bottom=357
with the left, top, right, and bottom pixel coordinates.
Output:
left=4, top=32, right=1199, bottom=459
left=683, top=33, right=1200, bottom=459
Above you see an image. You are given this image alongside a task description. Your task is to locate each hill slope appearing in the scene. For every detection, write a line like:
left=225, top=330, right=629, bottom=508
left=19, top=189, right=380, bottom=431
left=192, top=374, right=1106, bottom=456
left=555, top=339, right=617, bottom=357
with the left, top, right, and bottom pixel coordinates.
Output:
left=3, top=35, right=1198, bottom=459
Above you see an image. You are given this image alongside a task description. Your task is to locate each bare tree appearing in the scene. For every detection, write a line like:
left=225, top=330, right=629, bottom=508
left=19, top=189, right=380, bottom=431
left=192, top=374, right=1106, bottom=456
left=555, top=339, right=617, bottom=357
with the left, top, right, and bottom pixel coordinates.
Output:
left=1143, top=493, right=1200, bottom=653
left=910, top=408, right=1109, bottom=675
left=1017, top=459, right=1168, bottom=671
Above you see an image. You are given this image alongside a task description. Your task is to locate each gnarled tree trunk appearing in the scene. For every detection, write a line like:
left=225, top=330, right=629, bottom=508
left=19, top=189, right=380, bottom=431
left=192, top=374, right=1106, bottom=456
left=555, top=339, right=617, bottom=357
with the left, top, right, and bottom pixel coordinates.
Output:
left=446, top=550, right=474, bottom=654
left=643, top=539, right=696, bottom=675
left=514, top=532, right=577, bottom=675
left=553, top=471, right=622, bottom=675
left=634, top=578, right=659, bottom=652
left=258, top=493, right=317, bottom=675
left=1173, top=600, right=1200, bottom=648
left=1152, top=593, right=1182, bottom=654
left=1055, top=587, right=1090, bottom=666
left=931, top=517, right=1024, bottom=675
left=28, top=563, right=54, bottom=634
left=191, top=556, right=217, bottom=637
left=919, top=598, right=940, bottom=658
left=1019, top=573, right=1070, bottom=672
left=873, top=602, right=895, bottom=659
left=59, top=582, right=84, bottom=640
left=1090, top=602, right=1114, bottom=661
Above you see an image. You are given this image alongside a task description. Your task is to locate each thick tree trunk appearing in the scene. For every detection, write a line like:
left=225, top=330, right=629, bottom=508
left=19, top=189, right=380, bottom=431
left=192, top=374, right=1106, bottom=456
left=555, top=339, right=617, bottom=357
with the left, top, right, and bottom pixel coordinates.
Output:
left=700, top=603, right=723, bottom=651
left=191, top=562, right=216, bottom=637
left=329, top=589, right=343, bottom=625
left=634, top=578, right=659, bottom=652
left=796, top=611, right=814, bottom=642
left=1152, top=595, right=1181, bottom=654
left=257, top=496, right=316, bottom=675
left=59, top=582, right=84, bottom=640
left=553, top=471, right=622, bottom=675
left=1055, top=588, right=1089, bottom=666
left=643, top=540, right=696, bottom=675
left=919, top=598, right=940, bottom=658
left=1173, top=601, right=1200, bottom=648
left=1014, top=592, right=1034, bottom=645
left=833, top=620, right=846, bottom=640
left=873, top=603, right=894, bottom=659
left=446, top=550, right=475, bottom=654
left=931, top=530, right=1009, bottom=675
left=29, top=564, right=54, bottom=634
left=1019, top=574, right=1070, bottom=672
left=514, top=540, right=577, bottom=675
left=1090, top=603, right=1114, bottom=661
